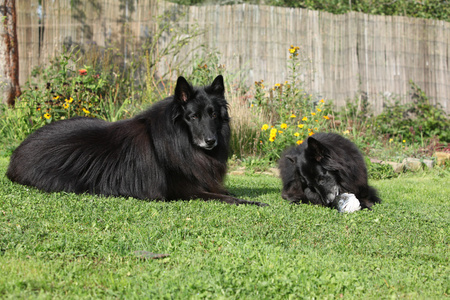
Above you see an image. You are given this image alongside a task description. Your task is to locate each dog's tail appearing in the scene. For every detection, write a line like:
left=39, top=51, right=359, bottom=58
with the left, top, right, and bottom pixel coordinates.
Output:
left=368, top=186, right=382, bottom=204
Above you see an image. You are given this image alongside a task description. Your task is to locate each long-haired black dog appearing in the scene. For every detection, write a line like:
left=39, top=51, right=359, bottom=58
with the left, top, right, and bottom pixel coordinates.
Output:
left=7, top=75, right=267, bottom=206
left=279, top=132, right=381, bottom=210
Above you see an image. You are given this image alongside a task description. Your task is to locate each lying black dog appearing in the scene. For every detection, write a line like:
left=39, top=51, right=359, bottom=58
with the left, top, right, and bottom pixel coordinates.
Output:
left=7, top=75, right=267, bottom=207
left=279, top=132, right=381, bottom=210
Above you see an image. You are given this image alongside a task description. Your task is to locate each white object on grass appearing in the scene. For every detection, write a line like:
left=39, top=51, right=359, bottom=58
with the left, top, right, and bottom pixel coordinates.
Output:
left=336, top=193, right=361, bottom=213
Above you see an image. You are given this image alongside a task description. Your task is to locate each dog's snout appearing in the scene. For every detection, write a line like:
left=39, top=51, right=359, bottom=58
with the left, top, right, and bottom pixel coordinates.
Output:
left=205, top=137, right=216, bottom=146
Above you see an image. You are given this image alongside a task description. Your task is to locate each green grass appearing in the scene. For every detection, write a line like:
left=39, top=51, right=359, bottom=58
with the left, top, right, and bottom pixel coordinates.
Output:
left=0, top=157, right=449, bottom=299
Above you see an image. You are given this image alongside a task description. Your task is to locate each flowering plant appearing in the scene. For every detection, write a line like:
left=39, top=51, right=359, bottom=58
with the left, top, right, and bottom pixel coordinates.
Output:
left=249, top=45, right=332, bottom=161
left=259, top=99, right=331, bottom=160
left=17, top=49, right=123, bottom=125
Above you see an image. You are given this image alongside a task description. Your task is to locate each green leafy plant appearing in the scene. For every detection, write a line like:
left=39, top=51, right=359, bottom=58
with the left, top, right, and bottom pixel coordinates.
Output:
left=366, top=159, right=399, bottom=180
left=170, top=0, right=450, bottom=22
left=376, top=80, right=450, bottom=143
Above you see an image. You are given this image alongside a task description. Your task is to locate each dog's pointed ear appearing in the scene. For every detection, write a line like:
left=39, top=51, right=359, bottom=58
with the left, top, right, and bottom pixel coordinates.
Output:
left=208, top=75, right=225, bottom=96
left=285, top=155, right=297, bottom=164
left=174, top=76, right=192, bottom=103
left=306, top=137, right=329, bottom=162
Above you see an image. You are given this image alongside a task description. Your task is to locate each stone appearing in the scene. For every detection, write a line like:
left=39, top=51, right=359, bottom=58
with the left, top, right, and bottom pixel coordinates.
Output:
left=422, top=159, right=434, bottom=169
left=403, top=158, right=422, bottom=172
left=434, top=152, right=450, bottom=165
left=268, top=167, right=280, bottom=177
left=386, top=161, right=405, bottom=173
left=229, top=170, right=245, bottom=176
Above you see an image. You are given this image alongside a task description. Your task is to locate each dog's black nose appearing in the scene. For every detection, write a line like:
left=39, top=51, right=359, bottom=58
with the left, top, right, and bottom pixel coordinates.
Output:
left=205, top=137, right=216, bottom=146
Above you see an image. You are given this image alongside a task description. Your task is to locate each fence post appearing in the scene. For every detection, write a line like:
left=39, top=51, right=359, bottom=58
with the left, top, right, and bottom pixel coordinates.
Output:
left=0, top=0, right=20, bottom=106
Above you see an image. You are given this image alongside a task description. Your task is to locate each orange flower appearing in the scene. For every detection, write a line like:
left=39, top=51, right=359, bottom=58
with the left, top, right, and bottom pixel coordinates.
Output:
left=78, top=69, right=87, bottom=76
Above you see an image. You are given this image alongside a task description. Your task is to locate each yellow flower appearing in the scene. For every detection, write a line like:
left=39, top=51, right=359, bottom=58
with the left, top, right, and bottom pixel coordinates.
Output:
left=402, top=140, right=406, bottom=143
left=323, top=115, right=330, bottom=120
left=251, top=104, right=254, bottom=108
left=82, top=108, right=90, bottom=114
left=302, top=117, right=307, bottom=121
left=261, top=124, right=269, bottom=131
left=269, top=136, right=275, bottom=142
left=280, top=123, right=288, bottom=129
left=65, top=97, right=74, bottom=103
left=270, top=128, right=277, bottom=137
left=343, top=130, right=350, bottom=135
left=315, top=120, right=318, bottom=122
left=290, top=114, right=296, bottom=118
left=389, top=138, right=393, bottom=143
left=297, top=140, right=303, bottom=145
left=63, top=103, right=69, bottom=109
left=308, top=131, right=314, bottom=136
left=298, top=124, right=304, bottom=129
left=311, top=112, right=316, bottom=116
left=274, top=83, right=281, bottom=87
left=294, top=132, right=300, bottom=137
left=317, top=108, right=322, bottom=112
left=53, top=95, right=59, bottom=100
left=289, top=48, right=296, bottom=54
left=44, top=113, right=51, bottom=119
left=320, top=99, right=325, bottom=103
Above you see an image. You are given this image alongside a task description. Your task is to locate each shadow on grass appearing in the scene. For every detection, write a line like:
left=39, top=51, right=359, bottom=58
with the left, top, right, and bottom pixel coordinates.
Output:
left=228, top=186, right=281, bottom=200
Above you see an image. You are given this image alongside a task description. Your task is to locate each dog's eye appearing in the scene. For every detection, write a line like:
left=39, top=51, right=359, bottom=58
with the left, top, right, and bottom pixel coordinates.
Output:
left=190, top=114, right=198, bottom=120
left=211, top=112, right=217, bottom=119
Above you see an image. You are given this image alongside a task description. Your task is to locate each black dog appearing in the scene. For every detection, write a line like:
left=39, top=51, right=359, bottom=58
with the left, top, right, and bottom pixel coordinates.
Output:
left=7, top=75, right=267, bottom=206
left=279, top=132, right=380, bottom=209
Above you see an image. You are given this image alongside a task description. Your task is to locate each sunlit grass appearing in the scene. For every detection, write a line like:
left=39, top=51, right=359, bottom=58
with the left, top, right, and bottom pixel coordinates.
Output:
left=1, top=157, right=448, bottom=298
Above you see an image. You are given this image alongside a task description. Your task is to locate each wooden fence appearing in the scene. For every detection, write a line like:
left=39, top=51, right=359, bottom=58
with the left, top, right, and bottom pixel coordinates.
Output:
left=14, top=0, right=450, bottom=113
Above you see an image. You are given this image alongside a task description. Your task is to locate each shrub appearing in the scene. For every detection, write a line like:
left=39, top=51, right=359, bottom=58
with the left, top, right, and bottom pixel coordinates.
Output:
left=0, top=47, right=133, bottom=145
left=375, top=81, right=450, bottom=143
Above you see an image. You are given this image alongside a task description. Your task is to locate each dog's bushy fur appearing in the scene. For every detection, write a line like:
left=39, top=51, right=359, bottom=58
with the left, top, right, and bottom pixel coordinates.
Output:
left=7, top=75, right=267, bottom=206
left=279, top=132, right=381, bottom=209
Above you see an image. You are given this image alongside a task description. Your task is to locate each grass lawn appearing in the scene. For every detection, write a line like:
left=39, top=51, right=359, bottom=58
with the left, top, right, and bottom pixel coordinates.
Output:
left=0, top=156, right=449, bottom=299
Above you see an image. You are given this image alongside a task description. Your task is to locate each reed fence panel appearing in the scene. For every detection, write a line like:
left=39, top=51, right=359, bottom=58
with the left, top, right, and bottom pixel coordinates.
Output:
left=14, top=0, right=450, bottom=113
